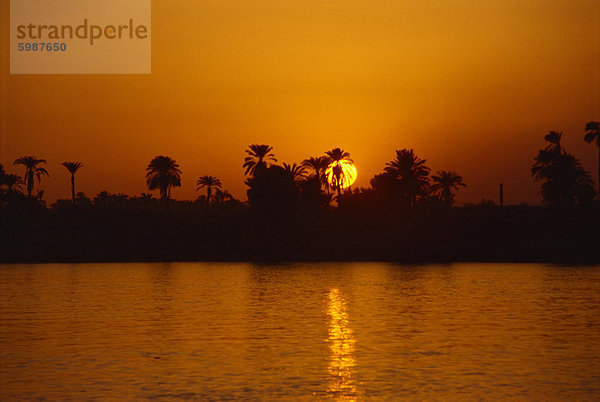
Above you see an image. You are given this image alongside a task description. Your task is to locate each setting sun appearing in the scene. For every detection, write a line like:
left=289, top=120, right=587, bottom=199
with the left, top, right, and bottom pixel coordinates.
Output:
left=326, top=160, right=357, bottom=190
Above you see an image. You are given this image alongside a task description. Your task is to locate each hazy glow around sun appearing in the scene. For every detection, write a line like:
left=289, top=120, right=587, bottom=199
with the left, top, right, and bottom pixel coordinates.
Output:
left=326, top=160, right=357, bottom=189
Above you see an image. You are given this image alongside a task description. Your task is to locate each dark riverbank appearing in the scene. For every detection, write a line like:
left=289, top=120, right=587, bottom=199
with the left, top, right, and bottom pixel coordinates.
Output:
left=1, top=205, right=599, bottom=264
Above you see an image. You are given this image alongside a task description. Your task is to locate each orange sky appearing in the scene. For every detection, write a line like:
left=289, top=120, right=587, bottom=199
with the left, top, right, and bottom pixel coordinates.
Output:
left=1, top=0, right=599, bottom=205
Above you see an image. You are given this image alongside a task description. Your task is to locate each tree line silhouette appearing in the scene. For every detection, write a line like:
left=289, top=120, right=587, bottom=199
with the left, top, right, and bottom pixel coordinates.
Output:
left=0, top=146, right=468, bottom=212
left=1, top=122, right=599, bottom=264
left=1, top=121, right=599, bottom=211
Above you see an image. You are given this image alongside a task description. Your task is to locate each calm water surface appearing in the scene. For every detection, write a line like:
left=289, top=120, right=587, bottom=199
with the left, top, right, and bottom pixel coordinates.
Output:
left=1, top=263, right=599, bottom=400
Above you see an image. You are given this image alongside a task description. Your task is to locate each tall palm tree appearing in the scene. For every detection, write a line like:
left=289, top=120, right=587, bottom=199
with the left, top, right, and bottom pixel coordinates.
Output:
left=431, top=170, right=465, bottom=205
left=584, top=121, right=600, bottom=196
left=243, top=144, right=277, bottom=176
left=325, top=148, right=353, bottom=200
left=283, top=162, right=307, bottom=182
left=62, top=161, right=83, bottom=205
left=384, top=149, right=430, bottom=207
left=145, top=156, right=182, bottom=208
left=14, top=156, right=49, bottom=198
left=197, top=175, right=222, bottom=207
left=302, top=155, right=331, bottom=189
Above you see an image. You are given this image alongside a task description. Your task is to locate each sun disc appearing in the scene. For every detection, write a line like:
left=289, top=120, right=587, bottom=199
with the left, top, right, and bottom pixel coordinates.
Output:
left=326, top=160, right=357, bottom=189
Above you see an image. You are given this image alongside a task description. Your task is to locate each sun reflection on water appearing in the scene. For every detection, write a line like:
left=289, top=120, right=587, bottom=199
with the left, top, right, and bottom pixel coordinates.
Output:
left=327, top=288, right=359, bottom=400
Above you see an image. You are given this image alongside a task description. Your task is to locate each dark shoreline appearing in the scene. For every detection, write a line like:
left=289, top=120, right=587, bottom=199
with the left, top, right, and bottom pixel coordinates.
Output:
left=1, top=205, right=599, bottom=264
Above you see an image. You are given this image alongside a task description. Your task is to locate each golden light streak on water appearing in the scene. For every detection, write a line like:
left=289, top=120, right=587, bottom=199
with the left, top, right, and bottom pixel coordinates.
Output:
left=2, top=263, right=600, bottom=399
left=327, top=288, right=359, bottom=400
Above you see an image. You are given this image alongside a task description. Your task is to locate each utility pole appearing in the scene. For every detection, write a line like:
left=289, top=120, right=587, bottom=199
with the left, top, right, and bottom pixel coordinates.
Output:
left=499, top=183, right=504, bottom=207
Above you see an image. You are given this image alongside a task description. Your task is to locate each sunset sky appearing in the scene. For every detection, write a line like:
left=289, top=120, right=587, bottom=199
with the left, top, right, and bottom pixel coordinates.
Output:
left=1, top=0, right=599, bottom=204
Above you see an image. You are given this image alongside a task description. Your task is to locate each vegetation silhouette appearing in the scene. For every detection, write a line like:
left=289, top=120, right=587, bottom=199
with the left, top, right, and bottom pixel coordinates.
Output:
left=197, top=175, right=222, bottom=208
left=214, top=188, right=233, bottom=204
left=0, top=164, right=24, bottom=208
left=145, top=156, right=182, bottom=210
left=93, top=190, right=110, bottom=208
left=325, top=148, right=353, bottom=202
left=532, top=131, right=595, bottom=205
left=302, top=156, right=331, bottom=190
left=431, top=171, right=466, bottom=206
left=383, top=149, right=431, bottom=207
left=62, top=161, right=83, bottom=205
left=584, top=121, right=600, bottom=196
left=3, top=173, right=24, bottom=193
left=14, top=156, right=48, bottom=198
left=247, top=165, right=299, bottom=213
left=283, top=162, right=307, bottom=182
left=243, top=144, right=277, bottom=176
left=1, top=123, right=599, bottom=264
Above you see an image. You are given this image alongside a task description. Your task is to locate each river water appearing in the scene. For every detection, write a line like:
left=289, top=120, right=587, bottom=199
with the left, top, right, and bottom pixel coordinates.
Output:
left=1, top=263, right=599, bottom=399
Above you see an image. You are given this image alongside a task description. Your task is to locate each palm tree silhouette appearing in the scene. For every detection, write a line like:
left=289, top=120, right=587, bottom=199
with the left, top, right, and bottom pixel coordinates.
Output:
left=14, top=156, right=49, bottom=198
left=93, top=191, right=110, bottom=208
left=197, top=175, right=222, bottom=207
left=532, top=131, right=595, bottom=205
left=325, top=148, right=353, bottom=201
left=584, top=121, right=600, bottom=196
left=145, top=156, right=182, bottom=209
left=302, top=156, right=331, bottom=190
left=545, top=131, right=563, bottom=153
left=136, top=192, right=154, bottom=209
left=243, top=144, right=277, bottom=176
left=62, top=161, right=83, bottom=205
left=3, top=174, right=23, bottom=194
left=532, top=132, right=563, bottom=180
left=283, top=163, right=307, bottom=182
left=214, top=188, right=233, bottom=204
left=111, top=193, right=129, bottom=201
left=384, top=149, right=430, bottom=207
left=431, top=170, right=465, bottom=205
